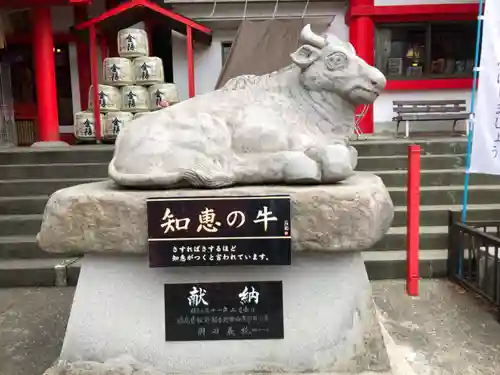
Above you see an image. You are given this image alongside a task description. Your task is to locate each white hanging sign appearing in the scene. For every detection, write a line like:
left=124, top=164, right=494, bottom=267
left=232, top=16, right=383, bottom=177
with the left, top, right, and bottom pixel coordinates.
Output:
left=470, top=1, right=500, bottom=175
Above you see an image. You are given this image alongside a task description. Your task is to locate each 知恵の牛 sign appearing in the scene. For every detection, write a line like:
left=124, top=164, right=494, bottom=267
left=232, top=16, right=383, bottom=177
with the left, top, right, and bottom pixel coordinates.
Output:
left=146, top=195, right=291, bottom=267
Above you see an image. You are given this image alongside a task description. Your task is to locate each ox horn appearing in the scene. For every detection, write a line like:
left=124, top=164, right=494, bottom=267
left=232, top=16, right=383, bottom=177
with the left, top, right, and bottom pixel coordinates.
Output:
left=299, top=24, right=327, bottom=49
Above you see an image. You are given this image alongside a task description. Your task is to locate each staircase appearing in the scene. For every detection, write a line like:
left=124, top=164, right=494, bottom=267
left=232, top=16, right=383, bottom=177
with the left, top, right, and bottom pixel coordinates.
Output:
left=0, top=146, right=112, bottom=287
left=0, top=138, right=498, bottom=287
left=355, top=137, right=500, bottom=280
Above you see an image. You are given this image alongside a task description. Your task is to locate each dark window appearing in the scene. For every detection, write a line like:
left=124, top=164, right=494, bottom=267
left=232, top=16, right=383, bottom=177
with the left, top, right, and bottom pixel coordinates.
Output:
left=375, top=21, right=477, bottom=79
left=221, top=42, right=232, bottom=67
left=0, top=43, right=74, bottom=125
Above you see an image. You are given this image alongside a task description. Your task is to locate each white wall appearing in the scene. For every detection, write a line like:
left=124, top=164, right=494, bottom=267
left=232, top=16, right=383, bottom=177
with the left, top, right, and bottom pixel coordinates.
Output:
left=172, top=29, right=237, bottom=100
left=374, top=90, right=473, bottom=133
left=171, top=1, right=347, bottom=100
left=374, top=0, right=478, bottom=6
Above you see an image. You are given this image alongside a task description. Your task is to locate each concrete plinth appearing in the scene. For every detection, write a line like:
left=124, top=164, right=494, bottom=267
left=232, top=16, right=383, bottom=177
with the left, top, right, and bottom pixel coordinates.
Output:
left=56, top=252, right=391, bottom=374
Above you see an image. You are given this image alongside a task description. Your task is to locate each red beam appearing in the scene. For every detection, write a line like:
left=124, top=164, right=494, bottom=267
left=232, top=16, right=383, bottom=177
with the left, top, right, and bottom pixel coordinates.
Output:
left=89, top=25, right=102, bottom=141
left=75, top=0, right=211, bottom=35
left=187, top=26, right=195, bottom=98
left=386, top=78, right=474, bottom=91
left=32, top=7, right=60, bottom=142
left=349, top=3, right=479, bottom=20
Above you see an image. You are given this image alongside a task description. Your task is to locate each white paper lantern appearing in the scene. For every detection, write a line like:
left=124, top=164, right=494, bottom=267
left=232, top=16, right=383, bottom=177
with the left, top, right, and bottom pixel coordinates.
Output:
left=133, top=56, right=164, bottom=86
left=117, top=28, right=149, bottom=58
left=88, top=85, right=122, bottom=112
left=121, top=85, right=150, bottom=112
left=103, top=57, right=134, bottom=86
left=74, top=111, right=105, bottom=141
left=148, top=83, right=179, bottom=110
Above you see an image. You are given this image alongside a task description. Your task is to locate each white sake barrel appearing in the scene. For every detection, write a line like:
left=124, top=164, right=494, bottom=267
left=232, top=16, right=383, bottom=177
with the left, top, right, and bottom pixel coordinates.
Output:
left=148, top=83, right=179, bottom=110
left=103, top=57, right=134, bottom=86
left=133, top=56, right=164, bottom=86
left=74, top=111, right=105, bottom=141
left=103, top=111, right=133, bottom=140
left=117, top=28, right=149, bottom=58
left=88, top=84, right=122, bottom=112
left=121, top=85, right=150, bottom=112
left=133, top=112, right=152, bottom=120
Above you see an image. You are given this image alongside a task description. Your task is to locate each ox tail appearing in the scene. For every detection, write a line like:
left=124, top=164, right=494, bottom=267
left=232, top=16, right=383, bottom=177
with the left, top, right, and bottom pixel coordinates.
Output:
left=108, top=159, right=235, bottom=189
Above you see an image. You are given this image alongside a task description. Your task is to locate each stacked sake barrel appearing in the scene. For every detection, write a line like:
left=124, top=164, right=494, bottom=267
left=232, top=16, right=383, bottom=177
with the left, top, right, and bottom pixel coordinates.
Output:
left=74, top=28, right=180, bottom=143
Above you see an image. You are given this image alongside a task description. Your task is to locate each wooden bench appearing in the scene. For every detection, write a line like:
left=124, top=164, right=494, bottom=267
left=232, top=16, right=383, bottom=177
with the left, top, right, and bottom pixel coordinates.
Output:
left=393, top=100, right=470, bottom=138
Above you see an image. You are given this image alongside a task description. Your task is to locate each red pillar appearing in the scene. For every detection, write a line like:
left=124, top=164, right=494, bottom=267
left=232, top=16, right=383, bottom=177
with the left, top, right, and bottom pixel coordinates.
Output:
left=349, top=0, right=375, bottom=134
left=32, top=7, right=60, bottom=142
left=74, top=5, right=91, bottom=110
left=89, top=25, right=102, bottom=141
left=186, top=26, right=195, bottom=98
left=406, top=145, right=421, bottom=296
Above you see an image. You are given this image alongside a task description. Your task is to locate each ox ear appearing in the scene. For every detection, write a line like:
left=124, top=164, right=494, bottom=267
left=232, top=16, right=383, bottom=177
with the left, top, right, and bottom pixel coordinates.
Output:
left=290, top=45, right=322, bottom=69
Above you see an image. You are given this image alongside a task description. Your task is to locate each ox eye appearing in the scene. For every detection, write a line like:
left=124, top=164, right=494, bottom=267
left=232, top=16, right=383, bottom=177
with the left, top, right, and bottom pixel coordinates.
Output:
left=325, top=52, right=348, bottom=71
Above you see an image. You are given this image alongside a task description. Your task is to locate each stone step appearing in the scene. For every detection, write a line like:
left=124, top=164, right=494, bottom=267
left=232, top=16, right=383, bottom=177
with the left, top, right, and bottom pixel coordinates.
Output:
left=376, top=169, right=500, bottom=187
left=374, top=226, right=447, bottom=251
left=387, top=185, right=500, bottom=206
left=0, top=163, right=109, bottom=180
left=0, top=178, right=105, bottom=196
left=0, top=257, right=81, bottom=287
left=357, top=154, right=465, bottom=171
left=0, top=147, right=114, bottom=165
left=362, top=249, right=447, bottom=279
left=0, top=215, right=42, bottom=236
left=353, top=137, right=466, bottom=157
left=0, top=195, right=49, bottom=215
left=0, top=251, right=446, bottom=287
left=0, top=235, right=73, bottom=259
left=392, top=204, right=500, bottom=227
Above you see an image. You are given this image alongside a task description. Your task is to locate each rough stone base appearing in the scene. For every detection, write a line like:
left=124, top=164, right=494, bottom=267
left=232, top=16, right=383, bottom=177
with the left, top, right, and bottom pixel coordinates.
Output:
left=44, top=359, right=392, bottom=375
left=37, top=172, right=394, bottom=255
left=55, top=252, right=391, bottom=374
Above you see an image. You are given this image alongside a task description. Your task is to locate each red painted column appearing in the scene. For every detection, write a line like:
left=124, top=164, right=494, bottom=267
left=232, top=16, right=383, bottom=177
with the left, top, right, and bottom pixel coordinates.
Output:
left=186, top=26, right=195, bottom=98
left=89, top=25, right=102, bottom=141
left=32, top=7, right=60, bottom=142
left=74, top=5, right=91, bottom=110
left=349, top=0, right=375, bottom=134
left=406, top=145, right=421, bottom=296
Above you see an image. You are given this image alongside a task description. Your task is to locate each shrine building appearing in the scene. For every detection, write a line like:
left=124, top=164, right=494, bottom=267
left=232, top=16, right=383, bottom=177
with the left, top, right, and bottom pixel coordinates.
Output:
left=0, top=0, right=480, bottom=145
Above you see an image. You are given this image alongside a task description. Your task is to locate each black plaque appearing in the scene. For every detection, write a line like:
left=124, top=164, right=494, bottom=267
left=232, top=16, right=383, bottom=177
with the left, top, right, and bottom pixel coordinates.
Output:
left=164, top=281, right=284, bottom=341
left=147, top=195, right=291, bottom=267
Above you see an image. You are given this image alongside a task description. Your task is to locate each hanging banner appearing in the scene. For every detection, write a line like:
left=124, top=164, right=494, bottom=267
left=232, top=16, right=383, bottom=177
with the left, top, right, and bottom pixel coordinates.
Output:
left=470, top=1, right=500, bottom=175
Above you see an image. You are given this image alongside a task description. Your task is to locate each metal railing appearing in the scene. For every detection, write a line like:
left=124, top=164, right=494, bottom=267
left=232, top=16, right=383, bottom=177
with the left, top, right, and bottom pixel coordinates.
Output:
left=448, top=210, right=500, bottom=321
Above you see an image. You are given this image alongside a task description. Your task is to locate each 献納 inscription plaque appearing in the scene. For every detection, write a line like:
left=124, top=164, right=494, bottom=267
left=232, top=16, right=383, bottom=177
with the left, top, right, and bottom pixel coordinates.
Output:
left=164, top=281, right=284, bottom=341
left=147, top=195, right=291, bottom=267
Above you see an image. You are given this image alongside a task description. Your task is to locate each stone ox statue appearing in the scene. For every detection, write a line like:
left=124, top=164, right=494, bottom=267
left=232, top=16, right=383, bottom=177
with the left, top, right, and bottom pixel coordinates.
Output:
left=109, top=25, right=386, bottom=188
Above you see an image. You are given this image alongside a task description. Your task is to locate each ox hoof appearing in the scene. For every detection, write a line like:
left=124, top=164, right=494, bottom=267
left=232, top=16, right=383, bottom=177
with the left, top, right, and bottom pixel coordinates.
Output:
left=322, top=144, right=354, bottom=183
left=349, top=145, right=358, bottom=170
left=306, top=145, right=354, bottom=183
left=282, top=152, right=321, bottom=184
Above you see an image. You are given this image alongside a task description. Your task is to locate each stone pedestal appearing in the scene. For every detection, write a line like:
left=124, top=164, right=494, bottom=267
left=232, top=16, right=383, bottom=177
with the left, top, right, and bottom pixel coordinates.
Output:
left=52, top=253, right=391, bottom=374
left=38, top=172, right=394, bottom=375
